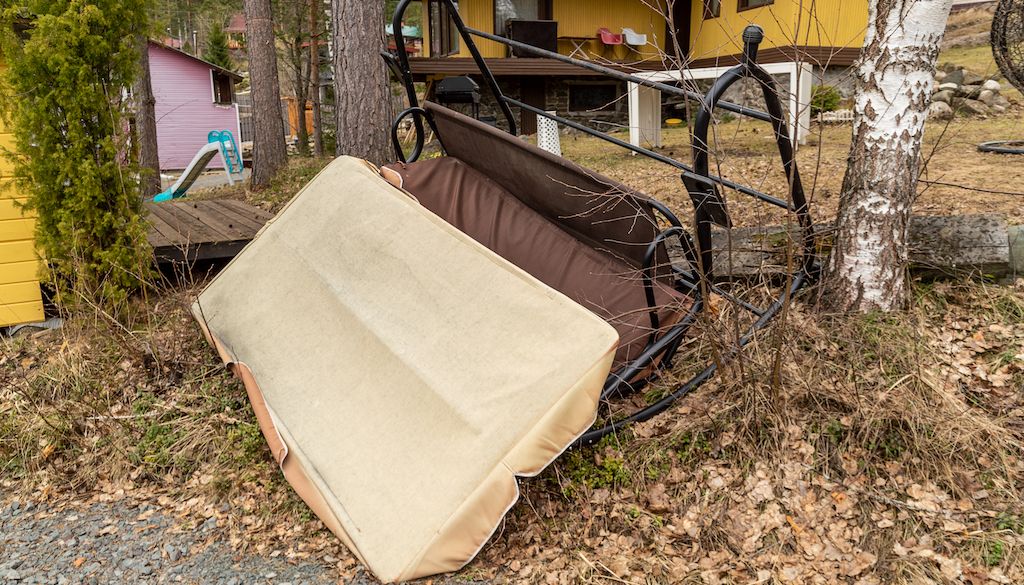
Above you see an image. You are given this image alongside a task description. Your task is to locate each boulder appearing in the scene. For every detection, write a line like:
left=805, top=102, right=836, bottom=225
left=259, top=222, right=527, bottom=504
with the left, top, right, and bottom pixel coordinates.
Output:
left=929, top=100, right=954, bottom=120
left=935, top=70, right=947, bottom=83
left=995, top=94, right=1012, bottom=108
left=957, top=98, right=989, bottom=116
left=993, top=104, right=1008, bottom=115
left=982, top=79, right=1002, bottom=92
left=960, top=84, right=982, bottom=99
left=944, top=69, right=965, bottom=85
left=963, top=71, right=986, bottom=86
left=979, top=89, right=997, bottom=105
left=932, top=90, right=955, bottom=104
left=938, top=82, right=961, bottom=92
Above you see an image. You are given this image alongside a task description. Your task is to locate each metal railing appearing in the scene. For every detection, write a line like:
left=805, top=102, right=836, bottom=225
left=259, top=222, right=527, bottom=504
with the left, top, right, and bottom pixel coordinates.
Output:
left=385, top=0, right=819, bottom=445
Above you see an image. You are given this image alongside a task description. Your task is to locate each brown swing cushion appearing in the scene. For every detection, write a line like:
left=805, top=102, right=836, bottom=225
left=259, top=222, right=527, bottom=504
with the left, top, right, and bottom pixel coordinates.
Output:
left=384, top=104, right=692, bottom=367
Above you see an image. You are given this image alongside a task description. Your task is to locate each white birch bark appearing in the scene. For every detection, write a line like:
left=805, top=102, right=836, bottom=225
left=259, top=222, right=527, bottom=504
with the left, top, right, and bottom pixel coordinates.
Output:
left=823, top=0, right=954, bottom=312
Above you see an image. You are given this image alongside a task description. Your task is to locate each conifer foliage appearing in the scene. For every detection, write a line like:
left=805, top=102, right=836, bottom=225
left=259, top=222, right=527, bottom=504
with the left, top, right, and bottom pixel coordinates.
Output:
left=0, top=0, right=153, bottom=304
left=204, top=21, right=232, bottom=70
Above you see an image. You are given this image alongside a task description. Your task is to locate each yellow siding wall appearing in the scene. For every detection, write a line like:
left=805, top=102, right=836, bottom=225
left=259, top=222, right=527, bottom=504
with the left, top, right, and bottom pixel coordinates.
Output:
left=422, top=1, right=867, bottom=64
left=0, top=66, right=44, bottom=327
left=552, top=0, right=667, bottom=60
left=689, top=0, right=867, bottom=62
left=424, top=0, right=669, bottom=60
left=792, top=0, right=868, bottom=52
left=457, top=0, right=505, bottom=58
left=420, top=0, right=505, bottom=58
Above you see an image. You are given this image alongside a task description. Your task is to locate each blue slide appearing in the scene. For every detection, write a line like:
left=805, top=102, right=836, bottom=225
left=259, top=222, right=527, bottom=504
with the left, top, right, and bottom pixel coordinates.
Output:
left=154, top=130, right=244, bottom=202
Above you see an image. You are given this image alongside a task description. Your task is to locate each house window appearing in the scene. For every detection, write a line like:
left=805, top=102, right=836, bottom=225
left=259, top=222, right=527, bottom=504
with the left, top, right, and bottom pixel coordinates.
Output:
left=429, top=0, right=460, bottom=57
left=494, top=0, right=552, bottom=35
left=738, top=0, right=773, bottom=10
left=212, top=71, right=234, bottom=105
left=568, top=82, right=621, bottom=113
left=704, top=0, right=721, bottom=18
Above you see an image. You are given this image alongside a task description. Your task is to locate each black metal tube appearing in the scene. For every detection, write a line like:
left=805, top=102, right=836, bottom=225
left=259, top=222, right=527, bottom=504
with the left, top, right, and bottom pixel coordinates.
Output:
left=747, top=65, right=816, bottom=269
left=389, top=0, right=517, bottom=136
left=641, top=227, right=688, bottom=346
left=389, top=1, right=425, bottom=159
left=441, top=2, right=518, bottom=134
left=391, top=108, right=424, bottom=164
left=391, top=107, right=446, bottom=164
left=600, top=303, right=702, bottom=401
left=577, top=271, right=808, bottom=447
left=506, top=98, right=794, bottom=211
left=463, top=26, right=774, bottom=124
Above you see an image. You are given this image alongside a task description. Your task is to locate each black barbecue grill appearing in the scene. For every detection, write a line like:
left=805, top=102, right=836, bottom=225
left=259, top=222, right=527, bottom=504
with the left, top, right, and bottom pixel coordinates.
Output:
left=435, top=76, right=482, bottom=119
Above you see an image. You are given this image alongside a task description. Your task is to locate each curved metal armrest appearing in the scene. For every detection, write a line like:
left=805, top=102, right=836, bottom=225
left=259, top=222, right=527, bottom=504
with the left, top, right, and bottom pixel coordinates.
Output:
left=391, top=107, right=445, bottom=164
left=641, top=226, right=688, bottom=347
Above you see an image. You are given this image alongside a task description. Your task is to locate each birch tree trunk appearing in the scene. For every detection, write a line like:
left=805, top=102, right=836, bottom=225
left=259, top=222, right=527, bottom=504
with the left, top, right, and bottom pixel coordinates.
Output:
left=135, top=37, right=161, bottom=198
left=822, top=0, right=954, bottom=312
left=245, top=0, right=288, bottom=187
left=332, top=0, right=392, bottom=165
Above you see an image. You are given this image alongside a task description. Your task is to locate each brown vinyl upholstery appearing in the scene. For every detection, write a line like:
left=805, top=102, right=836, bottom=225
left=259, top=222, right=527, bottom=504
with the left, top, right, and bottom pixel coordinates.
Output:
left=385, top=157, right=690, bottom=369
left=425, top=101, right=674, bottom=279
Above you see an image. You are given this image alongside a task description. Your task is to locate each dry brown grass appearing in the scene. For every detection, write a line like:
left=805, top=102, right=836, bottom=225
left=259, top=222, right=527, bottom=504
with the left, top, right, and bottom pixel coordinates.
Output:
left=189, top=155, right=333, bottom=214
left=0, top=285, right=271, bottom=490
left=473, top=281, right=1024, bottom=584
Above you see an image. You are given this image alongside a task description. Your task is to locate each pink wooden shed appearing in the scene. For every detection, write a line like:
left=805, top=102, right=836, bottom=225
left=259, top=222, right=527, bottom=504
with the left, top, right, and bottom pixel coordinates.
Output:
left=148, top=41, right=243, bottom=171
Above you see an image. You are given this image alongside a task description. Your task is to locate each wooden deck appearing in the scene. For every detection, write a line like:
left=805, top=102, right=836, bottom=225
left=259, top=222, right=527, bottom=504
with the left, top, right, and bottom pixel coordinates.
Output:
left=146, top=199, right=273, bottom=263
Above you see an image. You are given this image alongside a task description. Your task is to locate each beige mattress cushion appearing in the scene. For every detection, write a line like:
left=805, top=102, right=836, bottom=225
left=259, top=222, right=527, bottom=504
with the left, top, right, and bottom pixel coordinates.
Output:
left=384, top=157, right=693, bottom=369
left=192, top=156, right=618, bottom=583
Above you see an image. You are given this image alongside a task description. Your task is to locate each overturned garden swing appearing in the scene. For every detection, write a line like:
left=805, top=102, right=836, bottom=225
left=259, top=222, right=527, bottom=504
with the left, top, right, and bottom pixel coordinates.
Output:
left=191, top=3, right=818, bottom=582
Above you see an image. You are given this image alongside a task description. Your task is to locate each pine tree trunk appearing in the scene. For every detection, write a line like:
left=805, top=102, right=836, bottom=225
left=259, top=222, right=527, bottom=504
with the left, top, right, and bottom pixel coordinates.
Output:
left=293, top=39, right=310, bottom=157
left=309, top=0, right=324, bottom=157
left=822, top=0, right=954, bottom=312
left=332, top=0, right=392, bottom=165
left=244, top=0, right=288, bottom=187
left=135, top=37, right=161, bottom=198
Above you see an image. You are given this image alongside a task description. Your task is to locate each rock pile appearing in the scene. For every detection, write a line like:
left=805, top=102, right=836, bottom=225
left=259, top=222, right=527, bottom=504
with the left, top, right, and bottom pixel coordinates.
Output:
left=929, top=66, right=1013, bottom=119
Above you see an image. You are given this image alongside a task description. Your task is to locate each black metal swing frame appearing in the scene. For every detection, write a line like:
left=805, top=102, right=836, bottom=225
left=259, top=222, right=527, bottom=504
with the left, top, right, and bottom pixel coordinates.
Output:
left=385, top=1, right=818, bottom=445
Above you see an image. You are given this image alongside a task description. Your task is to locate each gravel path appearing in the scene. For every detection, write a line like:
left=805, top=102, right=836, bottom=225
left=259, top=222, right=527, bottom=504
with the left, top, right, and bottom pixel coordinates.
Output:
left=0, top=498, right=356, bottom=584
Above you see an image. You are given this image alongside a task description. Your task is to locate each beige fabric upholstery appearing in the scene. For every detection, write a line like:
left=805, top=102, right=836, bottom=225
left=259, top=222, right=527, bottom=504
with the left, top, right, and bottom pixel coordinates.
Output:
left=192, top=157, right=618, bottom=583
left=384, top=157, right=692, bottom=369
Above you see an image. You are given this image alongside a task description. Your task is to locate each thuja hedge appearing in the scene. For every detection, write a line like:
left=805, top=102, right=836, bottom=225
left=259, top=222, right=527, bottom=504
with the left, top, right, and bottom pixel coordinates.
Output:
left=1, top=0, right=152, bottom=305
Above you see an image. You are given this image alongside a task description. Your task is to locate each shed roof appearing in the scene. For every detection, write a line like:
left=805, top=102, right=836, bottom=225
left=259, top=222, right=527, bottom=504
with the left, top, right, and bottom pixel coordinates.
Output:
left=225, top=13, right=246, bottom=34
left=149, top=39, right=243, bottom=82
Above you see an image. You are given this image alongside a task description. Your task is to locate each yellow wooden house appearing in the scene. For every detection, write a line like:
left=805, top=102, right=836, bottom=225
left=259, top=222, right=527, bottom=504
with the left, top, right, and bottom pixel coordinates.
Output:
left=410, top=0, right=869, bottom=130
left=0, top=66, right=44, bottom=328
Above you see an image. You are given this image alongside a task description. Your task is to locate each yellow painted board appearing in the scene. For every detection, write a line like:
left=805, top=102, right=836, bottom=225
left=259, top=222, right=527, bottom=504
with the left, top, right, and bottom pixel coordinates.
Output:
left=0, top=240, right=37, bottom=264
left=0, top=260, right=42, bottom=285
left=690, top=0, right=797, bottom=59
left=0, top=281, right=42, bottom=305
left=0, top=198, right=31, bottom=219
left=552, top=0, right=666, bottom=58
left=455, top=0, right=504, bottom=58
left=0, top=299, right=44, bottom=328
left=689, top=0, right=867, bottom=61
left=0, top=133, right=14, bottom=179
left=793, top=0, right=868, bottom=50
left=0, top=179, right=21, bottom=200
left=0, top=219, right=34, bottom=243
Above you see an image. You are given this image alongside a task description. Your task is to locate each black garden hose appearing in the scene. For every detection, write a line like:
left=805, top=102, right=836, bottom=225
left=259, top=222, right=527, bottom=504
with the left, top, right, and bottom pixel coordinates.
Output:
left=979, top=140, right=1024, bottom=154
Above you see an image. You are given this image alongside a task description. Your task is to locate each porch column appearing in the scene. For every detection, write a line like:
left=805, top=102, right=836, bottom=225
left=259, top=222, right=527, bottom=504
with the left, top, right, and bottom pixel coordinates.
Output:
left=789, top=62, right=813, bottom=145
left=628, top=81, right=662, bottom=149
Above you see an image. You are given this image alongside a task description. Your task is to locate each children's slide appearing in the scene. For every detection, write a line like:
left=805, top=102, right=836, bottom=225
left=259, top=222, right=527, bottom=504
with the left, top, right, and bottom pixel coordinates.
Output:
left=154, top=130, right=244, bottom=202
